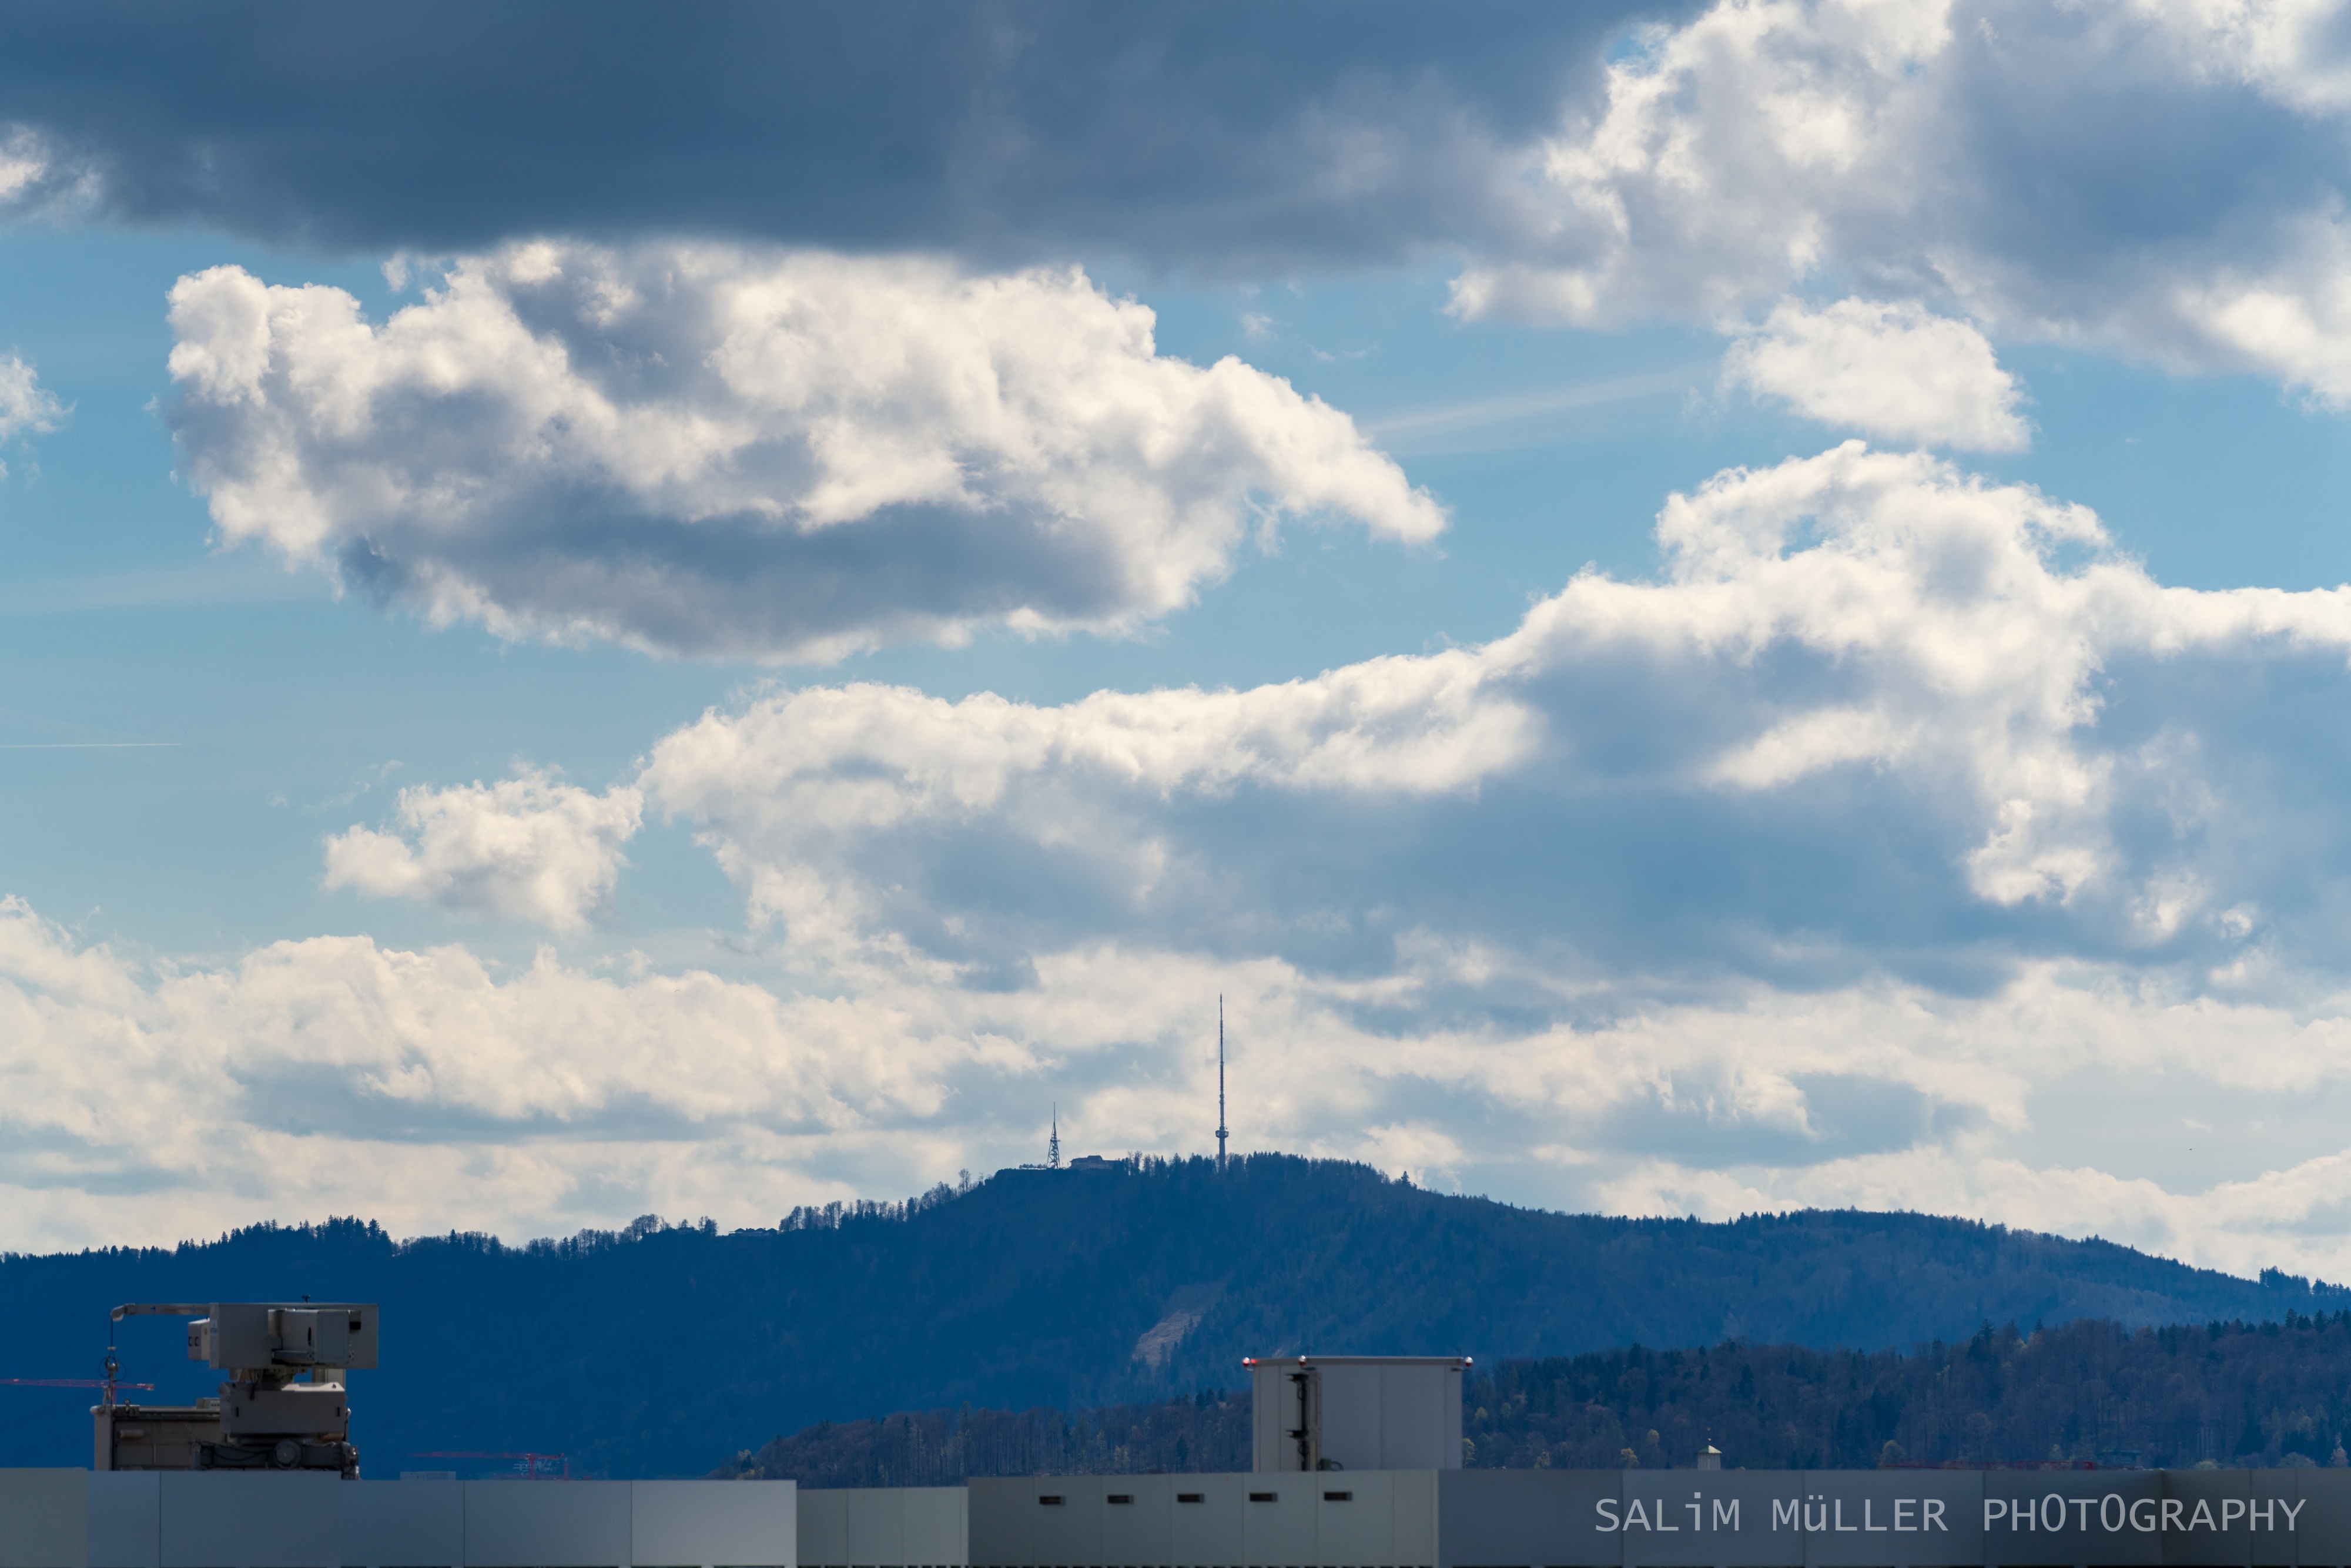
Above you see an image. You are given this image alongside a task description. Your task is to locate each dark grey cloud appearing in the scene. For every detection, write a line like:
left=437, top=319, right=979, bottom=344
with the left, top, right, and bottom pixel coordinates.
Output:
left=19, top=0, right=2351, bottom=405
left=11, top=0, right=2351, bottom=400
left=0, top=0, right=1665, bottom=269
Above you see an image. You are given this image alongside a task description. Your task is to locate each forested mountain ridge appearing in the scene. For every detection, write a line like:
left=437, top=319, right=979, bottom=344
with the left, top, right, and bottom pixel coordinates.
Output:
left=0, top=1154, right=2339, bottom=1477
left=725, top=1314, right=2351, bottom=1485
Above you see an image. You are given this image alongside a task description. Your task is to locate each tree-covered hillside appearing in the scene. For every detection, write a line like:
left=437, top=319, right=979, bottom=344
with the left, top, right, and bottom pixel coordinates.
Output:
left=728, top=1315, right=2351, bottom=1483
left=0, top=1155, right=2338, bottom=1477
left=718, top=1393, right=1254, bottom=1487
left=1461, top=1314, right=2351, bottom=1470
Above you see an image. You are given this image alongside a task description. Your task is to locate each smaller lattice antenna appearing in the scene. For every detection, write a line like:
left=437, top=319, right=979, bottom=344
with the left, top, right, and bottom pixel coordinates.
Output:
left=1049, top=1103, right=1061, bottom=1170
left=1217, top=996, right=1229, bottom=1173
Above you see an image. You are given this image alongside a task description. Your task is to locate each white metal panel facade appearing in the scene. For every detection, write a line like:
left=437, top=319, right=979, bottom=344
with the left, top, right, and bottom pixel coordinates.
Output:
left=1318, top=1382, right=1380, bottom=1477
left=1033, top=1476, right=1109, bottom=1565
left=0, top=1469, right=88, bottom=1568
left=1433, top=1469, right=1619, bottom=1568
left=1102, top=1481, right=1174, bottom=1566
left=967, top=1479, right=1037, bottom=1568
left=967, top=1473, right=1436, bottom=1567
left=88, top=1473, right=160, bottom=1568
left=848, top=1487, right=911, bottom=1565
left=797, top=1487, right=965, bottom=1568
left=158, top=1473, right=340, bottom=1568
left=1251, top=1368, right=1301, bottom=1475
left=900, top=1488, right=967, bottom=1567
left=60, top=1465, right=2351, bottom=1568
left=1238, top=1480, right=1315, bottom=1566
left=463, top=1480, right=635, bottom=1567
left=49, top=1473, right=796, bottom=1568
left=1313, top=1473, right=1394, bottom=1566
left=632, top=1480, right=795, bottom=1567
left=1388, top=1476, right=1434, bottom=1568
left=799, top=1491, right=851, bottom=1567
left=1248, top=1361, right=1465, bottom=1475
left=1167, top=1480, right=1243, bottom=1567
left=1375, top=1371, right=1452, bottom=1474
left=341, top=1476, right=462, bottom=1567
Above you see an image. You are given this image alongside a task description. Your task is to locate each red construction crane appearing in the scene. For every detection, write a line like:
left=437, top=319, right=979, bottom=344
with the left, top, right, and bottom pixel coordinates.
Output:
left=410, top=1450, right=571, bottom=1479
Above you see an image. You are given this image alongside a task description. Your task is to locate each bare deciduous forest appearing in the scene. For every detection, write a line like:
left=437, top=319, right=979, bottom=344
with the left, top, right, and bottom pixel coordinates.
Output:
left=729, top=1315, right=2351, bottom=1483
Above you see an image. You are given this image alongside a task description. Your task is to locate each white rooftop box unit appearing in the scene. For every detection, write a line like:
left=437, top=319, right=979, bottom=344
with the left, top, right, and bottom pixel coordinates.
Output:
left=1244, top=1355, right=1468, bottom=1473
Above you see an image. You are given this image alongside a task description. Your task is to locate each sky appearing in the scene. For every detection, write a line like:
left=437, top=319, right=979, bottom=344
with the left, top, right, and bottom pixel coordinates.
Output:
left=10, top=0, right=2351, bottom=1280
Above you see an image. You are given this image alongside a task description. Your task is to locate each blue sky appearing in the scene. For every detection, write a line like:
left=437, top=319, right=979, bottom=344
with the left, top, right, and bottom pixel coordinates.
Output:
left=9, top=0, right=2351, bottom=1279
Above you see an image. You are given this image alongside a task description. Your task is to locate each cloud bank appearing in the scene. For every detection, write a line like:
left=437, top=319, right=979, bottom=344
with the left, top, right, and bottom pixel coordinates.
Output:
left=627, top=443, right=2351, bottom=992
left=165, top=243, right=1443, bottom=660
left=0, top=894, right=983, bottom=1251
left=17, top=889, right=2351, bottom=1283
left=199, top=438, right=2351, bottom=1284
left=0, top=2, right=1644, bottom=262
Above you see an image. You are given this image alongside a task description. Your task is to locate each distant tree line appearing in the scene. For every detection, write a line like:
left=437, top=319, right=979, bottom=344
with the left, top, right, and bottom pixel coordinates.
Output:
left=721, top=1391, right=1249, bottom=1485
left=727, top=1314, right=2351, bottom=1484
left=1465, top=1314, right=2351, bottom=1470
left=778, top=1170, right=989, bottom=1232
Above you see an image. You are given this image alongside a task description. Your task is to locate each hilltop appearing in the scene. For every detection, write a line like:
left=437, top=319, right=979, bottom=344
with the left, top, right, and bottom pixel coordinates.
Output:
left=0, top=1154, right=2337, bottom=1477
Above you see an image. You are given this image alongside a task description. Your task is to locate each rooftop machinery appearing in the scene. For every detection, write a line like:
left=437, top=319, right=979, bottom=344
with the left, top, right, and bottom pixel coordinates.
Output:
left=95, top=1301, right=378, bottom=1476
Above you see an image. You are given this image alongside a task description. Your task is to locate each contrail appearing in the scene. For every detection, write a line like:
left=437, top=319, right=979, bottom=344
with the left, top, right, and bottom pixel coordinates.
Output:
left=0, top=742, right=179, bottom=749
left=1362, top=367, right=1702, bottom=438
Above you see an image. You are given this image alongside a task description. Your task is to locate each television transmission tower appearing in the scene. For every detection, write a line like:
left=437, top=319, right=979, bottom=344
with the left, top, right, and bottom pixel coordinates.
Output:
left=1049, top=1103, right=1061, bottom=1170
left=1217, top=996, right=1229, bottom=1173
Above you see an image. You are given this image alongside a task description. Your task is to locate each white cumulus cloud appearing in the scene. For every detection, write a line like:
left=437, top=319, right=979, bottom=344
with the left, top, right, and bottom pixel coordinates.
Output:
left=1448, top=0, right=2351, bottom=406
left=1453, top=0, right=1958, bottom=330
left=0, top=351, right=65, bottom=445
left=1722, top=297, right=2031, bottom=451
left=165, top=243, right=1445, bottom=662
left=323, top=769, right=642, bottom=931
left=638, top=654, right=1533, bottom=969
left=2129, top=0, right=2351, bottom=116
left=639, top=441, right=2351, bottom=990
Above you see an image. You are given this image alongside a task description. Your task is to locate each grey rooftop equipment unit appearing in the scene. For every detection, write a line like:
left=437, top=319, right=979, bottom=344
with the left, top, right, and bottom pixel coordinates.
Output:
left=95, top=1302, right=378, bottom=1477
left=1244, top=1355, right=1468, bottom=1473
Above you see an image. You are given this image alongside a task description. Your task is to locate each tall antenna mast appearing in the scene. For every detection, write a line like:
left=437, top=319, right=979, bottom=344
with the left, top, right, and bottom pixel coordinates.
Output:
left=1217, top=996, right=1228, bottom=1173
left=1049, top=1103, right=1061, bottom=1170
